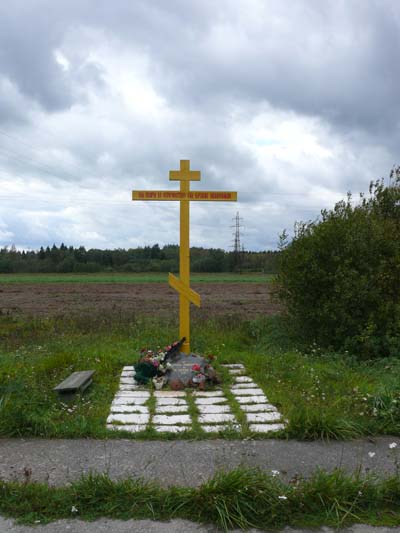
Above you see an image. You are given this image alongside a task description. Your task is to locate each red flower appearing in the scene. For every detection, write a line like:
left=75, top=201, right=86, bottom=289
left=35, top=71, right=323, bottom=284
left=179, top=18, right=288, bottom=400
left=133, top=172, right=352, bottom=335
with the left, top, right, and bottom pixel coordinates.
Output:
left=152, top=360, right=160, bottom=367
left=192, top=364, right=201, bottom=372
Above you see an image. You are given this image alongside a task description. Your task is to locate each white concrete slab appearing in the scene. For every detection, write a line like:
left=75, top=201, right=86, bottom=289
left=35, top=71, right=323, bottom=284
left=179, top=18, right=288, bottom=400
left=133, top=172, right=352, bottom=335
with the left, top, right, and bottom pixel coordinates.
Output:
left=228, top=369, right=245, bottom=375
left=196, top=404, right=232, bottom=414
left=154, top=425, right=190, bottom=433
left=115, top=391, right=150, bottom=398
left=240, top=403, right=278, bottom=413
left=198, top=413, right=236, bottom=424
left=154, top=391, right=186, bottom=397
left=221, top=364, right=245, bottom=369
left=248, top=423, right=285, bottom=433
left=246, top=412, right=282, bottom=423
left=195, top=397, right=227, bottom=405
left=156, top=398, right=188, bottom=406
left=119, top=384, right=140, bottom=391
left=155, top=405, right=188, bottom=414
left=113, top=397, right=148, bottom=405
left=110, top=405, right=149, bottom=414
left=231, top=383, right=257, bottom=389
left=122, top=366, right=135, bottom=371
left=119, top=378, right=136, bottom=385
left=153, top=414, right=192, bottom=425
left=234, top=376, right=253, bottom=383
left=107, top=413, right=149, bottom=425
left=107, top=424, right=146, bottom=432
left=236, top=395, right=269, bottom=404
left=193, top=391, right=224, bottom=397
left=121, top=371, right=135, bottom=377
left=231, top=388, right=265, bottom=396
left=201, top=424, right=241, bottom=433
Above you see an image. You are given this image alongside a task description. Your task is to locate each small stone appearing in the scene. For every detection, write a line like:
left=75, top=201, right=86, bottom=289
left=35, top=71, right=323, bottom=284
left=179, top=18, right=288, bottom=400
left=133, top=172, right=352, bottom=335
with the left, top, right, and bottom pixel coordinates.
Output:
left=236, top=396, right=269, bottom=404
left=240, top=403, right=278, bottom=413
left=107, top=413, right=149, bottom=425
left=154, top=425, right=190, bottom=433
left=231, top=388, right=265, bottom=396
left=110, top=405, right=149, bottom=414
left=154, top=391, right=186, bottom=398
left=156, top=398, right=188, bottom=406
left=201, top=424, right=241, bottom=433
left=198, top=413, right=236, bottom=424
left=107, top=424, right=146, bottom=432
left=155, top=405, right=188, bottom=414
left=234, top=376, right=253, bottom=383
left=196, top=404, right=232, bottom=414
left=195, top=397, right=227, bottom=405
left=246, top=412, right=282, bottom=423
left=248, top=423, right=285, bottom=433
left=153, top=414, right=192, bottom=425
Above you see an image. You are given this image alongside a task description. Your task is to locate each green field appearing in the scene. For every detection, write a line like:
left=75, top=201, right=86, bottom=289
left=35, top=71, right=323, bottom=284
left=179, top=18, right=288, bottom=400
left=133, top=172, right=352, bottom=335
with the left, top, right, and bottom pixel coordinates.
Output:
left=0, top=272, right=274, bottom=283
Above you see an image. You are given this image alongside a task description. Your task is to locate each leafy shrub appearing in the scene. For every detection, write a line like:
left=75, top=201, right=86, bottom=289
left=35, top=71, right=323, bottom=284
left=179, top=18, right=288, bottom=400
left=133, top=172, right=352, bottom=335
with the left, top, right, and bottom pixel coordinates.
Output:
left=276, top=167, right=400, bottom=358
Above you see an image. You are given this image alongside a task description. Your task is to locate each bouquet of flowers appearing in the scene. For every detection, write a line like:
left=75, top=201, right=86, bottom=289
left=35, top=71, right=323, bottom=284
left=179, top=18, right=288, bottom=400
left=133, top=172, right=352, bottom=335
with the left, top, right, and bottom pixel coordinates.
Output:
left=133, top=340, right=183, bottom=385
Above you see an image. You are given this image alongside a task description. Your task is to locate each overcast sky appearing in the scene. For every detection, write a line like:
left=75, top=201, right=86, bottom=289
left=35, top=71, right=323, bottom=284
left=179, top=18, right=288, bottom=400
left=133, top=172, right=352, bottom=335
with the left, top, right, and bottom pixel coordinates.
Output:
left=0, top=0, right=399, bottom=252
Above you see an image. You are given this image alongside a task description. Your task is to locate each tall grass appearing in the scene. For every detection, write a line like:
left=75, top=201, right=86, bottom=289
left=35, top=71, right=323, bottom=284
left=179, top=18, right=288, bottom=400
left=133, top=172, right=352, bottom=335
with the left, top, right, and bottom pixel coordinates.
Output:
left=1, top=312, right=400, bottom=439
left=1, top=468, right=400, bottom=529
left=0, top=272, right=273, bottom=283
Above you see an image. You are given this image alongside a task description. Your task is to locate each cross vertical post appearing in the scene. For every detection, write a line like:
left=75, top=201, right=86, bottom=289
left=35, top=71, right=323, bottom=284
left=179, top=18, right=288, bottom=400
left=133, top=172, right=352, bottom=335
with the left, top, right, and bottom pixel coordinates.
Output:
left=170, top=160, right=199, bottom=353
left=132, top=159, right=237, bottom=354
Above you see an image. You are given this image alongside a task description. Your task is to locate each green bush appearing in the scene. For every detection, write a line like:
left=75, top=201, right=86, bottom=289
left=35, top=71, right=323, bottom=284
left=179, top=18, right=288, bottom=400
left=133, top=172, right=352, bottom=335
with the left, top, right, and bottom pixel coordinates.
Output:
left=276, top=167, right=400, bottom=358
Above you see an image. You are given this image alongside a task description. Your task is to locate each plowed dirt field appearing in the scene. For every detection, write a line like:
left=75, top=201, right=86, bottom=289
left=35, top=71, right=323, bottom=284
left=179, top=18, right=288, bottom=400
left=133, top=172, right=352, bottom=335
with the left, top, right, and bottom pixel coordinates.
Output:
left=0, top=283, right=280, bottom=319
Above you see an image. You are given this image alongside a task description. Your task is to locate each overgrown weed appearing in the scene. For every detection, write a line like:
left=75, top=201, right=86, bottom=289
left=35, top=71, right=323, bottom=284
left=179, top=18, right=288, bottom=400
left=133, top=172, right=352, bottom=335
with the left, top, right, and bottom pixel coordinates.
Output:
left=1, top=312, right=400, bottom=439
left=1, top=468, right=400, bottom=529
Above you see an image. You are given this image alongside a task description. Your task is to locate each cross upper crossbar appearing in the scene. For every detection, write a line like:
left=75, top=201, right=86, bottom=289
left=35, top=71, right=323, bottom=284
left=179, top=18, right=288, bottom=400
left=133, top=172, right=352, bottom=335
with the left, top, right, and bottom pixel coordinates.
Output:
left=169, top=159, right=200, bottom=181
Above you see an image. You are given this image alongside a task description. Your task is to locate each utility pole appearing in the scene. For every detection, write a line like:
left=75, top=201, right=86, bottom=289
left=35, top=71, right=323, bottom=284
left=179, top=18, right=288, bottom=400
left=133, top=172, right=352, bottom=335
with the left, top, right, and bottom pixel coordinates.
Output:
left=231, top=211, right=244, bottom=271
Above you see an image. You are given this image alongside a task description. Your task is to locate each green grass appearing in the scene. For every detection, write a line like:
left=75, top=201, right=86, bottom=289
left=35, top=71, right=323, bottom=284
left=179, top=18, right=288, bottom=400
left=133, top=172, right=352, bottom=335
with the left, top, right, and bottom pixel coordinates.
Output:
left=2, top=468, right=400, bottom=529
left=1, top=311, right=400, bottom=440
left=0, top=272, right=274, bottom=283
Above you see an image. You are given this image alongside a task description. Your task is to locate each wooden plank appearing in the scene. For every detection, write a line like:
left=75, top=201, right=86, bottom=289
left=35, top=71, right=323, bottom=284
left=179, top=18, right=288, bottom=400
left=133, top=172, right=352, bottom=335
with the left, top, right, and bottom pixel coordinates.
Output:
left=168, top=273, right=201, bottom=307
left=54, top=370, right=95, bottom=393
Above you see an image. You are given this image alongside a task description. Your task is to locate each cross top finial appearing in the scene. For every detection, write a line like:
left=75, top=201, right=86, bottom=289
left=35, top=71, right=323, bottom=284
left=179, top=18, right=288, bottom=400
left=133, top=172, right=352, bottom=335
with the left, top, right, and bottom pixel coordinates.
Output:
left=169, top=159, right=201, bottom=182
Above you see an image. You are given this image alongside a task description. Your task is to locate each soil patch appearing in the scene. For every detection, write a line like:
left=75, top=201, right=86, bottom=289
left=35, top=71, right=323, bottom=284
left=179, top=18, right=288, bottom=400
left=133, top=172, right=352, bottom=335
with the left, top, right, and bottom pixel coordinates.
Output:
left=0, top=282, right=280, bottom=319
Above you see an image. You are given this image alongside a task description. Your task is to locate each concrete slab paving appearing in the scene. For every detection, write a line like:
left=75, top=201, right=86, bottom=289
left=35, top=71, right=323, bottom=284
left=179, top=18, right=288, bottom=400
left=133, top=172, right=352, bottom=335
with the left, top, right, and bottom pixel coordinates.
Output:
left=246, top=412, right=282, bottom=423
left=106, top=424, right=146, bottom=432
left=249, top=423, right=286, bottom=432
left=110, top=405, right=149, bottom=414
left=236, top=395, right=269, bottom=404
left=153, top=414, right=192, bottom=425
left=155, top=405, right=188, bottom=414
left=106, top=413, right=150, bottom=425
left=198, top=413, right=236, bottom=423
left=240, top=403, right=278, bottom=412
left=196, top=404, right=232, bottom=414
left=156, top=398, right=188, bottom=406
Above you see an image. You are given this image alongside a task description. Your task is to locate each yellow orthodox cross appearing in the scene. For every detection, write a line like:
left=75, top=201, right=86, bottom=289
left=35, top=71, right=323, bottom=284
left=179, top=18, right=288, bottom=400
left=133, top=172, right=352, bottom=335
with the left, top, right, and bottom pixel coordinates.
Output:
left=132, top=160, right=237, bottom=354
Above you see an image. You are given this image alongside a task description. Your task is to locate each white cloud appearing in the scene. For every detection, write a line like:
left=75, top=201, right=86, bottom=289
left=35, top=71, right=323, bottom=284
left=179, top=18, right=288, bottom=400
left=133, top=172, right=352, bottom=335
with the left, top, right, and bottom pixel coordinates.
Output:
left=0, top=0, right=399, bottom=252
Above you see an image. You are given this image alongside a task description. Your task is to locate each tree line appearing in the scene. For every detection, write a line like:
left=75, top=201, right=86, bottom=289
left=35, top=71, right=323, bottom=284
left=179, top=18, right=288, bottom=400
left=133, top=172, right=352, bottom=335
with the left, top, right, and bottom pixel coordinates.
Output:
left=0, top=243, right=279, bottom=274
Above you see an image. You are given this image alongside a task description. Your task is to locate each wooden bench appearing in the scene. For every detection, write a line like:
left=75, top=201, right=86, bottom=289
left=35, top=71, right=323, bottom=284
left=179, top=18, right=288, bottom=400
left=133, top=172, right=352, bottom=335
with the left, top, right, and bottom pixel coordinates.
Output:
left=54, top=370, right=95, bottom=397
